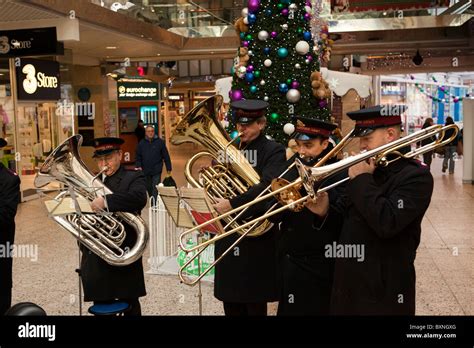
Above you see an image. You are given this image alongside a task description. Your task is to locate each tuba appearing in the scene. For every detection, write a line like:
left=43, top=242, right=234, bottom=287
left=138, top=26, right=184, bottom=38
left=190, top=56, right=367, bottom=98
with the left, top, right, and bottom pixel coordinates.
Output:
left=171, top=95, right=273, bottom=238
left=34, top=135, right=149, bottom=266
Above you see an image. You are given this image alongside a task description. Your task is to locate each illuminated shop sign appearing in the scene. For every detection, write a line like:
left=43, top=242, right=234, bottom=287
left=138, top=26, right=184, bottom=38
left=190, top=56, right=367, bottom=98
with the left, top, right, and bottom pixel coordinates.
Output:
left=15, top=58, right=60, bottom=101
left=117, top=82, right=159, bottom=100
left=0, top=27, right=63, bottom=58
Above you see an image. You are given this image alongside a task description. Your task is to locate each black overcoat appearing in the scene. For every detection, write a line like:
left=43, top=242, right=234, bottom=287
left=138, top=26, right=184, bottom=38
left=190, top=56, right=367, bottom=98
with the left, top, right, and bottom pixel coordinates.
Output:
left=214, top=133, right=287, bottom=303
left=0, top=163, right=20, bottom=306
left=330, top=158, right=434, bottom=315
left=81, top=166, right=148, bottom=302
left=273, top=149, right=345, bottom=315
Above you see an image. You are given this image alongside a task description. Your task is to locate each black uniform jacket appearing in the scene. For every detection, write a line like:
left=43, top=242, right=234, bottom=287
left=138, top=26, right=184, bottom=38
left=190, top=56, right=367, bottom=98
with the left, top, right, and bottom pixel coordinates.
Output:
left=81, top=166, right=148, bottom=302
left=0, top=163, right=20, bottom=291
left=214, top=133, right=287, bottom=303
left=271, top=148, right=346, bottom=315
left=330, top=157, right=434, bottom=315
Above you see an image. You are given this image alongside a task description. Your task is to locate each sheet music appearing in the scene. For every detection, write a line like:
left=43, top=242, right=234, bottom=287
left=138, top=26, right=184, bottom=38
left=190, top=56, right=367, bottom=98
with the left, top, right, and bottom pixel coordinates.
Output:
left=157, top=186, right=194, bottom=228
left=179, top=187, right=224, bottom=234
left=44, top=196, right=94, bottom=215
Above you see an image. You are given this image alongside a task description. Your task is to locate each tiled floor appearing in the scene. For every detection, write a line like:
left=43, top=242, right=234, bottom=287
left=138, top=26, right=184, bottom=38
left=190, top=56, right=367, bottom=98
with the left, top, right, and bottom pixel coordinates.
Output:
left=10, top=151, right=473, bottom=315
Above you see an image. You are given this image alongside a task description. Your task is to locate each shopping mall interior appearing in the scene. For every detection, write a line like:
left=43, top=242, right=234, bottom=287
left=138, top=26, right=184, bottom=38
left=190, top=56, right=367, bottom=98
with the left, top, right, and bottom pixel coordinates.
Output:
left=0, top=0, right=473, bottom=322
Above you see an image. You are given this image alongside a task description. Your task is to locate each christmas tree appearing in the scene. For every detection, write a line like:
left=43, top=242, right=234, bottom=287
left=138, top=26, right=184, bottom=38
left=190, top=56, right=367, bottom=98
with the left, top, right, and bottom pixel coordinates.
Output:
left=229, top=0, right=332, bottom=144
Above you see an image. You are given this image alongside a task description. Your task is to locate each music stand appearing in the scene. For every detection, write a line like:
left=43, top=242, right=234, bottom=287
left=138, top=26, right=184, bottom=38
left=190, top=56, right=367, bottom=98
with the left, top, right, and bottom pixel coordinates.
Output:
left=157, top=186, right=221, bottom=315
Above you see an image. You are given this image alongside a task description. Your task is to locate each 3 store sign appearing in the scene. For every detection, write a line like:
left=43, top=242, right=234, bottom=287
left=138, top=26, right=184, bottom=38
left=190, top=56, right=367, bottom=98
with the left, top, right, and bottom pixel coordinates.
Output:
left=15, top=58, right=60, bottom=101
left=22, top=64, right=58, bottom=94
left=0, top=27, right=62, bottom=58
left=0, top=36, right=32, bottom=54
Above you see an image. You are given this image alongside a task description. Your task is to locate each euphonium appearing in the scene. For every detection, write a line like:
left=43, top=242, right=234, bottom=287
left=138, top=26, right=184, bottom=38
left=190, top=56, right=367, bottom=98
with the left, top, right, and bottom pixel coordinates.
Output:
left=171, top=95, right=273, bottom=237
left=34, top=135, right=148, bottom=266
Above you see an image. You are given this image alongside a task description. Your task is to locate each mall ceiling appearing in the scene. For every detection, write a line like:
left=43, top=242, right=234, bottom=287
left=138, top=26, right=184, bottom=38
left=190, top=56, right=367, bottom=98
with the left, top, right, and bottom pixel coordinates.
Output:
left=0, top=0, right=473, bottom=75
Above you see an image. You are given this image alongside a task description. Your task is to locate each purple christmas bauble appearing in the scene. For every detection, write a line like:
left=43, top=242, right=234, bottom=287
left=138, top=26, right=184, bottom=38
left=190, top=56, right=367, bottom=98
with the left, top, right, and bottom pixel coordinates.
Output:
left=304, top=12, right=311, bottom=20
left=306, top=55, right=313, bottom=62
left=231, top=89, right=243, bottom=101
left=248, top=0, right=260, bottom=13
left=246, top=65, right=254, bottom=73
left=242, top=41, right=249, bottom=47
left=319, top=100, right=328, bottom=108
left=291, top=81, right=300, bottom=89
left=271, top=31, right=278, bottom=38
left=281, top=8, right=289, bottom=16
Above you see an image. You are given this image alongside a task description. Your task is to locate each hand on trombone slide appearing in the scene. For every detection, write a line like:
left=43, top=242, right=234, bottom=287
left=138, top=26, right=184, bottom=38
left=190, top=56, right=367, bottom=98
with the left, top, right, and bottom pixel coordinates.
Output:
left=304, top=191, right=329, bottom=217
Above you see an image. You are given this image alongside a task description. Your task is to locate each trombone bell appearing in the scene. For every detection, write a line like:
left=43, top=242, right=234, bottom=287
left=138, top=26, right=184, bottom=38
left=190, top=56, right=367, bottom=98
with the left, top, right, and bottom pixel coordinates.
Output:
left=270, top=178, right=305, bottom=212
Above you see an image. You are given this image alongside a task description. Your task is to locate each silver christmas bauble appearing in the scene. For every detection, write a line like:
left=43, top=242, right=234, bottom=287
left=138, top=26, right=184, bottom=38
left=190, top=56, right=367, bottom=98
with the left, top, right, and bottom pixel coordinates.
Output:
left=281, top=24, right=288, bottom=30
left=264, top=59, right=272, bottom=67
left=286, top=89, right=301, bottom=103
left=241, top=7, right=248, bottom=17
left=283, top=123, right=295, bottom=135
left=263, top=96, right=269, bottom=102
left=260, top=79, right=266, bottom=86
left=258, top=30, right=269, bottom=41
left=295, top=40, right=310, bottom=55
left=289, top=3, right=298, bottom=10
left=295, top=63, right=301, bottom=69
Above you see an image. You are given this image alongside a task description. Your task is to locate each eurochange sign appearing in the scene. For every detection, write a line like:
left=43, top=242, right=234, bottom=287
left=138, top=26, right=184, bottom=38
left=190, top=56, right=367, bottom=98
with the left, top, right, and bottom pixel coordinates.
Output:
left=117, top=82, right=159, bottom=101
left=15, top=58, right=60, bottom=101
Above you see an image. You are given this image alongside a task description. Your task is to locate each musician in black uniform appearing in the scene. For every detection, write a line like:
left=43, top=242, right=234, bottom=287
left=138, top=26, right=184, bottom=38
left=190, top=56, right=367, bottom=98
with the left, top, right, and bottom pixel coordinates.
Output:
left=272, top=117, right=346, bottom=315
left=212, top=99, right=287, bottom=316
left=81, top=137, right=147, bottom=315
left=307, top=106, right=434, bottom=315
left=0, top=138, right=20, bottom=315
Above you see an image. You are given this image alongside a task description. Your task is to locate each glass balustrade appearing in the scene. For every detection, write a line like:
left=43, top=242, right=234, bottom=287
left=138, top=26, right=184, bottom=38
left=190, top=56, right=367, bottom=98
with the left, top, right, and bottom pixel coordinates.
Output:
left=89, top=0, right=473, bottom=37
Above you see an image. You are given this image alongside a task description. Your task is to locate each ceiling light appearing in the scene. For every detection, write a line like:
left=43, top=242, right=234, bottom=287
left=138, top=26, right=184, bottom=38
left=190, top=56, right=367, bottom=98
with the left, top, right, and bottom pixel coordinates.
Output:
left=106, top=46, right=117, bottom=49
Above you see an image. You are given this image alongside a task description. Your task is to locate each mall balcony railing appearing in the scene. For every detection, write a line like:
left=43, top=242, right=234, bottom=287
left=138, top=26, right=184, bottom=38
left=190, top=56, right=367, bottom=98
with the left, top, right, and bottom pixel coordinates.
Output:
left=89, top=0, right=473, bottom=37
left=89, top=0, right=243, bottom=37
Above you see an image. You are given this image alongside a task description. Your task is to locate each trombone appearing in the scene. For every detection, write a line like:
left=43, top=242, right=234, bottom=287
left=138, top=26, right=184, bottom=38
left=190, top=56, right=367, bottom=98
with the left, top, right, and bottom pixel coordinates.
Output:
left=297, top=123, right=459, bottom=198
left=179, top=129, right=355, bottom=285
left=178, top=123, right=458, bottom=285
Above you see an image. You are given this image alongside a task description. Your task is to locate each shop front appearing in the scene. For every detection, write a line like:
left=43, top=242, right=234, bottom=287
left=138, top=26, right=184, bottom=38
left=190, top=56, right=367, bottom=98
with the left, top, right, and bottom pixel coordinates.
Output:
left=0, top=27, right=72, bottom=201
left=381, top=74, right=468, bottom=134
left=116, top=78, right=160, bottom=164
left=10, top=58, right=73, bottom=201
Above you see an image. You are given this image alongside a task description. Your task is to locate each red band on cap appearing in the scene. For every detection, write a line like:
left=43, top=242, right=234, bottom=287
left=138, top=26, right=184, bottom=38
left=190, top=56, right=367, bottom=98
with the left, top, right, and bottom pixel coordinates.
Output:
left=95, top=144, right=121, bottom=151
left=295, top=126, right=331, bottom=137
left=356, top=116, right=401, bottom=127
left=235, top=109, right=265, bottom=119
